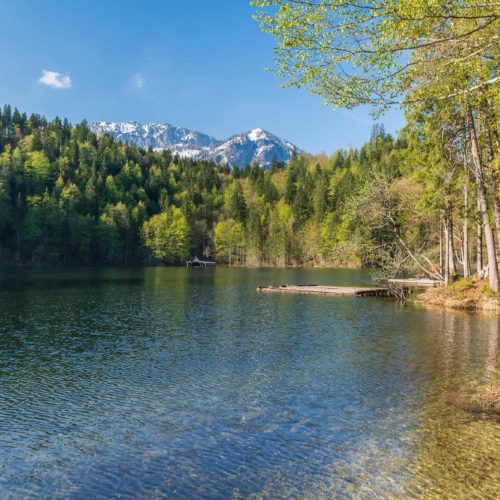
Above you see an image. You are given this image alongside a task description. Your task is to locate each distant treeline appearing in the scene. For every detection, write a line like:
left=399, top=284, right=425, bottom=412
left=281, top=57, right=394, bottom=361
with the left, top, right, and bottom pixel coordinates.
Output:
left=0, top=105, right=408, bottom=266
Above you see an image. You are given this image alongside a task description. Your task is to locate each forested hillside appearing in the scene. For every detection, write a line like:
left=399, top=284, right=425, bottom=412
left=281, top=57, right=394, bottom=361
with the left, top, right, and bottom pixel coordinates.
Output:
left=0, top=105, right=411, bottom=267
left=1, top=99, right=498, bottom=281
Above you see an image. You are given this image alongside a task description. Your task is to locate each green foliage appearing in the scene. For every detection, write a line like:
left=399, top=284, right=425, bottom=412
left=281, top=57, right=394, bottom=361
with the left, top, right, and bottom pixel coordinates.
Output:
left=449, top=277, right=475, bottom=295
left=252, top=1, right=499, bottom=111
left=142, top=207, right=191, bottom=264
left=25, top=151, right=52, bottom=191
left=214, top=219, right=245, bottom=265
left=479, top=283, right=499, bottom=298
left=224, top=181, right=247, bottom=223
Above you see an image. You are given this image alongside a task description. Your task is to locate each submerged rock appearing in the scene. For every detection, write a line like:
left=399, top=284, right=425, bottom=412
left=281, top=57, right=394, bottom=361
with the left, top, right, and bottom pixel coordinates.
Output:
left=471, top=381, right=500, bottom=414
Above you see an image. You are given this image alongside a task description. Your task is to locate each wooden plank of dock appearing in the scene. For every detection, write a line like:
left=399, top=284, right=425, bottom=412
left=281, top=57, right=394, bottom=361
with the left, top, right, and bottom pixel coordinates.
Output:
left=256, top=284, right=391, bottom=297
left=388, top=278, right=442, bottom=287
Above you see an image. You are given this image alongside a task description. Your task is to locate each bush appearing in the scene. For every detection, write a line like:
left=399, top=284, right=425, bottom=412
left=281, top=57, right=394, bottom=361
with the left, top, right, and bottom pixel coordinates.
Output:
left=448, top=277, right=475, bottom=297
left=480, top=283, right=498, bottom=297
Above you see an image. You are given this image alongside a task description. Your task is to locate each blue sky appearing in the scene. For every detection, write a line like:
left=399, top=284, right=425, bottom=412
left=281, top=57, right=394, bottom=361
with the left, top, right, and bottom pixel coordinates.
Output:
left=1, top=0, right=404, bottom=154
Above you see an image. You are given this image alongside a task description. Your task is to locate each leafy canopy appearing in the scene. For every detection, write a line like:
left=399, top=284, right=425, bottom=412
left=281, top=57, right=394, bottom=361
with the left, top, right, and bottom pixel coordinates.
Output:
left=252, top=1, right=499, bottom=109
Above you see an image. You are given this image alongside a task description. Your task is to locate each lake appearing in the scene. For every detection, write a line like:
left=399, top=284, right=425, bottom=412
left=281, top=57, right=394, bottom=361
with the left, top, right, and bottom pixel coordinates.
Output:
left=0, top=267, right=499, bottom=498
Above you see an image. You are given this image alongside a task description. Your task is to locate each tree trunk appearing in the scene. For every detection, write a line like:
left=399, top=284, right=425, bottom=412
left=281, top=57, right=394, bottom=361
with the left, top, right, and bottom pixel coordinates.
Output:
left=485, top=128, right=500, bottom=254
left=491, top=198, right=500, bottom=257
left=448, top=208, right=456, bottom=277
left=439, top=216, right=445, bottom=277
left=477, top=200, right=483, bottom=277
left=444, top=212, right=451, bottom=286
left=444, top=201, right=456, bottom=282
left=463, top=180, right=470, bottom=278
left=467, top=108, right=499, bottom=292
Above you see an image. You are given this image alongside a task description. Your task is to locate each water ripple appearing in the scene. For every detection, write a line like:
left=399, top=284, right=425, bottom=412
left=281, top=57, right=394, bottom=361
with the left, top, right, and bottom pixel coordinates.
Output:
left=0, top=267, right=498, bottom=498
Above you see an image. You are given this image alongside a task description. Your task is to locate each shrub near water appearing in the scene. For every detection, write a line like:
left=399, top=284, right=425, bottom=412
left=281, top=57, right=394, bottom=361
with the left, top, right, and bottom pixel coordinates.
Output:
left=448, top=277, right=475, bottom=298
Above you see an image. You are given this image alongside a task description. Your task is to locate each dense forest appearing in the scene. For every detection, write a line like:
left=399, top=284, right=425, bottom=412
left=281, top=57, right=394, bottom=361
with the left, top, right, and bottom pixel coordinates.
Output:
left=0, top=104, right=409, bottom=268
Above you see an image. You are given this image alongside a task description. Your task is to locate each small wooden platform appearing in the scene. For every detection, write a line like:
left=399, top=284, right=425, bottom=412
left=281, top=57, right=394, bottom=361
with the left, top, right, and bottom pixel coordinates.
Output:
left=388, top=278, right=442, bottom=287
left=257, top=284, right=390, bottom=297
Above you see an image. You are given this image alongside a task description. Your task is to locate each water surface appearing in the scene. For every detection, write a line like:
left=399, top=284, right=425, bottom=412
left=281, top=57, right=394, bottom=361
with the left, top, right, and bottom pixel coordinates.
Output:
left=0, top=267, right=499, bottom=498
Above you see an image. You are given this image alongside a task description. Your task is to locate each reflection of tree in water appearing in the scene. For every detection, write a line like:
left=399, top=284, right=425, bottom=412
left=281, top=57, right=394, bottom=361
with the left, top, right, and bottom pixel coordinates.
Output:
left=404, top=311, right=500, bottom=498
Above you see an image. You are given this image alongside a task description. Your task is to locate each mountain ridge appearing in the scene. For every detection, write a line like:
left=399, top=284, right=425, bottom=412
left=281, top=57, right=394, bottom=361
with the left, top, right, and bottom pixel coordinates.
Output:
left=90, top=121, right=298, bottom=168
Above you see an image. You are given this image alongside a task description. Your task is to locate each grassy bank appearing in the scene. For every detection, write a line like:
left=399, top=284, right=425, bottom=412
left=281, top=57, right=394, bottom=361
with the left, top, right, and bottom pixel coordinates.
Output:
left=415, top=278, right=500, bottom=312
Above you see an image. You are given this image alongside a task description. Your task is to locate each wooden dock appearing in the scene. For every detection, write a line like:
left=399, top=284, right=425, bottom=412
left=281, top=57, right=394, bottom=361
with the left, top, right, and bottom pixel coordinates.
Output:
left=257, top=284, right=391, bottom=297
left=388, top=278, right=442, bottom=287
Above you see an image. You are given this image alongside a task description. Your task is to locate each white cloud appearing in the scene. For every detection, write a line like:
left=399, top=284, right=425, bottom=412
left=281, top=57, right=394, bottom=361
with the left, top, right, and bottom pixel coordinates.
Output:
left=131, top=72, right=145, bottom=89
left=39, top=70, right=71, bottom=89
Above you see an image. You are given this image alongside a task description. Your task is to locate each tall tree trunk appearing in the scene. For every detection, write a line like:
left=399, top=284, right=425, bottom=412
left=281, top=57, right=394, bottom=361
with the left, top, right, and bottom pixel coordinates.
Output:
left=448, top=210, right=456, bottom=277
left=477, top=200, right=483, bottom=277
left=439, top=216, right=445, bottom=277
left=444, top=211, right=451, bottom=286
left=485, top=133, right=500, bottom=253
left=463, top=179, right=470, bottom=278
left=445, top=201, right=456, bottom=280
left=491, top=197, right=500, bottom=256
left=467, top=108, right=499, bottom=292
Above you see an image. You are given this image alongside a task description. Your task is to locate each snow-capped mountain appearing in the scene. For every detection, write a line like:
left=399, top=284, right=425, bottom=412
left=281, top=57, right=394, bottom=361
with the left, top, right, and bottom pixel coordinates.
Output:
left=90, top=122, right=297, bottom=168
left=91, top=121, right=220, bottom=159
left=206, top=128, right=296, bottom=168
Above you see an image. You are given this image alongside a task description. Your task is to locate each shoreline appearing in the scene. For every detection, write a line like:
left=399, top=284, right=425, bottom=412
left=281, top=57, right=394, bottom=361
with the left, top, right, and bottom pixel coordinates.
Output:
left=0, top=262, right=364, bottom=270
left=414, top=278, right=500, bottom=313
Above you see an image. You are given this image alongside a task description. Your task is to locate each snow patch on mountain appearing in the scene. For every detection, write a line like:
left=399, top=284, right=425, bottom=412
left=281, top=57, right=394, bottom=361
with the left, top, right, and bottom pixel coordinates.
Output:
left=248, top=128, right=265, bottom=141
